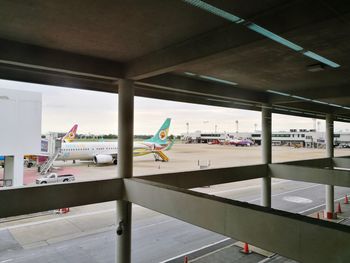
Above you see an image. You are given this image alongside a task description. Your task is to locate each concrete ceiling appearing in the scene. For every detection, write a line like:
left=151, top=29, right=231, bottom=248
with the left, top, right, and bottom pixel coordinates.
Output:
left=0, top=0, right=350, bottom=120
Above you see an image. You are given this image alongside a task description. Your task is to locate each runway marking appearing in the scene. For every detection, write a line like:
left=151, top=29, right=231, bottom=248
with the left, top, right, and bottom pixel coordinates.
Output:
left=282, top=196, right=313, bottom=204
left=209, top=180, right=287, bottom=195
left=247, top=184, right=319, bottom=203
left=0, top=259, right=13, bottom=263
left=159, top=237, right=230, bottom=263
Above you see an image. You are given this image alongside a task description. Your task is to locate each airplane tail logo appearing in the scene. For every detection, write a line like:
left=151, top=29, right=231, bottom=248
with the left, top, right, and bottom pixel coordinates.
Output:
left=63, top=124, right=78, bottom=143
left=146, top=118, right=171, bottom=145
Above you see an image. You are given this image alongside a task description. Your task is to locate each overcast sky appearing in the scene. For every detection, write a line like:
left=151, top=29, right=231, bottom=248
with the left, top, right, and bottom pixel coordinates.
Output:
left=1, top=79, right=349, bottom=135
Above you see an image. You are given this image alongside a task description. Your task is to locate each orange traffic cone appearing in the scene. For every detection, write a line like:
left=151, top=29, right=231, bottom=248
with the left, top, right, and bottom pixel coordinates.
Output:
left=184, top=256, right=188, bottom=263
left=344, top=195, right=349, bottom=204
left=240, top=242, right=251, bottom=254
left=337, top=202, right=342, bottom=214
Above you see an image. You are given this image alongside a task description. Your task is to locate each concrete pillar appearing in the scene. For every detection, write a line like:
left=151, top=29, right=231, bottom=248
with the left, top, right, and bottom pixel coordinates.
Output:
left=116, top=79, right=134, bottom=263
left=3, top=155, right=24, bottom=186
left=325, top=114, right=334, bottom=219
left=261, top=106, right=272, bottom=207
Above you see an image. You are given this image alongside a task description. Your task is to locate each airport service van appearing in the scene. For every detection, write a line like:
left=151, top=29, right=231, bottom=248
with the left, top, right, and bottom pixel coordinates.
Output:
left=36, top=173, right=75, bottom=184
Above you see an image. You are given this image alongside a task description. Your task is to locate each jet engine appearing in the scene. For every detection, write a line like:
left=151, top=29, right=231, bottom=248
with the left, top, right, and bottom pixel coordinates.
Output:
left=93, top=154, right=113, bottom=164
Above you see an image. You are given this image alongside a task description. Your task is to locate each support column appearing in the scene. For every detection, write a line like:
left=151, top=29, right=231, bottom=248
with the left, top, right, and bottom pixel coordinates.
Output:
left=4, top=155, right=24, bottom=186
left=261, top=106, right=272, bottom=207
left=116, top=79, right=134, bottom=263
left=325, top=114, right=334, bottom=219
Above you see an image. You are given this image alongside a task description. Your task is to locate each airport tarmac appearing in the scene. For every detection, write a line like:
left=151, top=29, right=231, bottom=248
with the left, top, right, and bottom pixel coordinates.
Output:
left=11, top=144, right=350, bottom=184
left=0, top=144, right=350, bottom=262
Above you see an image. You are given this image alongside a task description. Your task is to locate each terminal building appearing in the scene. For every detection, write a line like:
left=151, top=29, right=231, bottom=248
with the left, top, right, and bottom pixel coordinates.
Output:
left=0, top=1, right=350, bottom=262
left=183, top=129, right=350, bottom=148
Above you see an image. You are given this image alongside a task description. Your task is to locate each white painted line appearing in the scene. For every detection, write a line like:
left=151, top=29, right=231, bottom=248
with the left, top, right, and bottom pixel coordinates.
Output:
left=133, top=219, right=175, bottom=231
left=210, top=181, right=286, bottom=195
left=0, top=259, right=13, bottom=263
left=190, top=244, right=233, bottom=262
left=247, top=184, right=319, bottom=203
left=298, top=196, right=345, bottom=214
left=0, top=204, right=146, bottom=231
left=159, top=237, right=230, bottom=263
left=0, top=209, right=115, bottom=231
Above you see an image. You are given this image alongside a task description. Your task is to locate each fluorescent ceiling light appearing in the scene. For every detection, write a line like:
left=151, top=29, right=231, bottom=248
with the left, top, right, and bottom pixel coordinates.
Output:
left=267, top=90, right=349, bottom=109
left=289, top=110, right=302, bottom=114
left=184, top=72, right=238, bottom=85
left=291, top=95, right=311, bottom=101
left=303, top=51, right=340, bottom=68
left=266, top=90, right=290, bottom=97
left=312, top=100, right=330, bottom=105
left=184, top=72, right=196, bottom=76
left=183, top=0, right=340, bottom=68
left=182, top=0, right=244, bottom=23
left=247, top=23, right=303, bottom=51
left=198, top=75, right=238, bottom=85
left=328, top=103, right=343, bottom=108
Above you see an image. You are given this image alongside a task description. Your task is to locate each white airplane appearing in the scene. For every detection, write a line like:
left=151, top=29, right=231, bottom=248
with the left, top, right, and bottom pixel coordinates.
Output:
left=58, top=118, right=173, bottom=164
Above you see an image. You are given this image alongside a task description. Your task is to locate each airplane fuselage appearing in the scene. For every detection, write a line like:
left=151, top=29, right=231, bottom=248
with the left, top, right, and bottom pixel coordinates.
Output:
left=58, top=141, right=167, bottom=161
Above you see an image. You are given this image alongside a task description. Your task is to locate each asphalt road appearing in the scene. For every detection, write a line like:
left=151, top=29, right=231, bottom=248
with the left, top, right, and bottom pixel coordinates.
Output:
left=0, top=179, right=349, bottom=263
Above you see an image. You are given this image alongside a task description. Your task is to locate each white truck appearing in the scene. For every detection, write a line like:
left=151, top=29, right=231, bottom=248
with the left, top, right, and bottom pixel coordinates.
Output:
left=36, top=173, right=75, bottom=184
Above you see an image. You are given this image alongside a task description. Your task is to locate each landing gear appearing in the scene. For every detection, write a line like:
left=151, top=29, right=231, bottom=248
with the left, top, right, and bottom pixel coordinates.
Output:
left=153, top=153, right=161, bottom=162
left=113, top=159, right=118, bottom=165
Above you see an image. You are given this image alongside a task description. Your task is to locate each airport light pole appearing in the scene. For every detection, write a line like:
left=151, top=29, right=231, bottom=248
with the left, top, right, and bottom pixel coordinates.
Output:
left=325, top=114, right=334, bottom=219
left=116, top=79, right=134, bottom=263
left=261, top=105, right=272, bottom=207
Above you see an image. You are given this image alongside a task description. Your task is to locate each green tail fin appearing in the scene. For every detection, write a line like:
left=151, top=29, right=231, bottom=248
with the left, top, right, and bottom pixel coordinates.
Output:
left=145, top=118, right=171, bottom=145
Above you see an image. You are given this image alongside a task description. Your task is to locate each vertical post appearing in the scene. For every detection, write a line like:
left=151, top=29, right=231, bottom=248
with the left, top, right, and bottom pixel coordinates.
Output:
left=116, top=79, right=134, bottom=263
left=4, top=155, right=24, bottom=186
left=261, top=105, right=272, bottom=207
left=325, top=114, right=334, bottom=219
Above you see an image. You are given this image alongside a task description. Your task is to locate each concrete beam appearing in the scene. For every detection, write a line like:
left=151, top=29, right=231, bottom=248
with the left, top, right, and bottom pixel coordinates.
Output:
left=0, top=178, right=122, bottom=218
left=333, top=157, right=350, bottom=169
left=142, top=164, right=267, bottom=189
left=0, top=38, right=123, bottom=80
left=134, top=83, right=262, bottom=112
left=138, top=74, right=268, bottom=103
left=124, top=178, right=350, bottom=263
left=125, top=24, right=262, bottom=80
left=0, top=64, right=117, bottom=93
left=269, top=164, right=350, bottom=187
left=281, top=157, right=332, bottom=168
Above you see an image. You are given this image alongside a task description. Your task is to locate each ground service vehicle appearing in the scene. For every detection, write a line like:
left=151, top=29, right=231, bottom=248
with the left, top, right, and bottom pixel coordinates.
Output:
left=36, top=173, right=75, bottom=184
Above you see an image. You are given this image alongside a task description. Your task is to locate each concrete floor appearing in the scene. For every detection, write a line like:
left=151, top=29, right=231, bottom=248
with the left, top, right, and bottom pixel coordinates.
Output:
left=0, top=144, right=350, bottom=262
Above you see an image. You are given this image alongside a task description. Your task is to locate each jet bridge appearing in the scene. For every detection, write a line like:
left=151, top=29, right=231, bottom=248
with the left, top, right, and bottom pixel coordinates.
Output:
left=0, top=88, right=42, bottom=186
